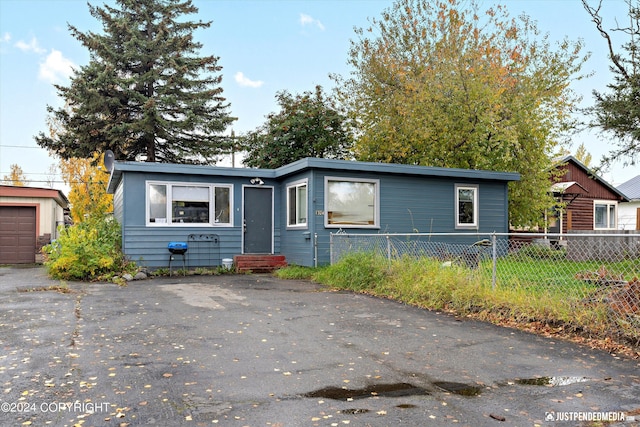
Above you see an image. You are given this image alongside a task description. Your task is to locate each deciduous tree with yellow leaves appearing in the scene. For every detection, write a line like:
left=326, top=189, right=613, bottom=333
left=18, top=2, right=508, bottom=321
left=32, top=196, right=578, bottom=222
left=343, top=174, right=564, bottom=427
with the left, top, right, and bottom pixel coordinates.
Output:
left=334, top=0, right=589, bottom=226
left=59, top=154, right=113, bottom=223
left=2, top=164, right=29, bottom=186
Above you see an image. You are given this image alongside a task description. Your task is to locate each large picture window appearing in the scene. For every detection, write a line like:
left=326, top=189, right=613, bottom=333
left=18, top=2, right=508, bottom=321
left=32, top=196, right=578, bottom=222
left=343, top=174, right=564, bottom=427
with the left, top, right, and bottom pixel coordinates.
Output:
left=594, top=201, right=617, bottom=229
left=325, top=177, right=379, bottom=228
left=146, top=181, right=232, bottom=226
left=455, top=184, right=478, bottom=228
left=287, top=181, right=307, bottom=227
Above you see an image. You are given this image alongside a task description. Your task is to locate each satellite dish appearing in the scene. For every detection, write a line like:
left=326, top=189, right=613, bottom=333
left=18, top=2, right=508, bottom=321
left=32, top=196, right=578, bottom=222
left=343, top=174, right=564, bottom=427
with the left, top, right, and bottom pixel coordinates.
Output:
left=104, top=150, right=115, bottom=172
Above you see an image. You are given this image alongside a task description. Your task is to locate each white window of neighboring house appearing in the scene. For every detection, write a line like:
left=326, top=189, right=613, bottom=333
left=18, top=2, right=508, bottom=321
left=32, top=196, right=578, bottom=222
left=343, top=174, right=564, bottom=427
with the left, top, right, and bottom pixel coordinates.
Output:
left=455, top=184, right=479, bottom=229
left=594, top=200, right=617, bottom=229
left=287, top=180, right=308, bottom=227
left=146, top=181, right=233, bottom=226
left=325, top=177, right=379, bottom=228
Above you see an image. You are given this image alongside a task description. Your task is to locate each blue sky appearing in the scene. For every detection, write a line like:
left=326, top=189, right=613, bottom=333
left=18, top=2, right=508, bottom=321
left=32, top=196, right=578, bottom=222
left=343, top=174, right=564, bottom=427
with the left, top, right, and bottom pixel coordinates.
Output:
left=0, top=0, right=637, bottom=192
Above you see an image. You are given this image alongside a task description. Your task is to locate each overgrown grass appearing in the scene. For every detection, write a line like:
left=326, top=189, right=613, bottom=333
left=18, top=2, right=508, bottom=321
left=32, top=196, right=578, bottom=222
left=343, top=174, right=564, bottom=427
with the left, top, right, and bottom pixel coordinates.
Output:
left=491, top=257, right=637, bottom=292
left=273, top=265, right=319, bottom=280
left=275, top=252, right=639, bottom=352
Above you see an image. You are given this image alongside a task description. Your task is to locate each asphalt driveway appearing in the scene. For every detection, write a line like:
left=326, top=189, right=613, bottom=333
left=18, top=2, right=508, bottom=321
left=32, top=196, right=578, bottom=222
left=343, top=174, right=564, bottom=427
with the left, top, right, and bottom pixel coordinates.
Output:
left=0, top=266, right=639, bottom=426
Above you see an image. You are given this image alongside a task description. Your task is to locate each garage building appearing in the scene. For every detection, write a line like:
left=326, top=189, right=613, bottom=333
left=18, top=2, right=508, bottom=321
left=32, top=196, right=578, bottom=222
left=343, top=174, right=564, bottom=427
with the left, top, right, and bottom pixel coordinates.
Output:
left=0, top=185, right=69, bottom=264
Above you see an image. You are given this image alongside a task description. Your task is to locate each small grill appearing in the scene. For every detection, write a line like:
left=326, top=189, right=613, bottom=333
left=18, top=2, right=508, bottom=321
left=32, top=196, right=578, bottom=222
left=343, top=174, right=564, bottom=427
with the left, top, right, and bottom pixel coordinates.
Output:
left=168, top=241, right=188, bottom=275
left=168, top=241, right=188, bottom=255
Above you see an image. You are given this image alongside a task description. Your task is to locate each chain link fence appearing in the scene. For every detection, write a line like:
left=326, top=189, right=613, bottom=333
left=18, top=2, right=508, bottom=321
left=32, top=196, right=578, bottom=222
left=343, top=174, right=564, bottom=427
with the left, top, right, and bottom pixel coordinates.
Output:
left=330, top=231, right=640, bottom=344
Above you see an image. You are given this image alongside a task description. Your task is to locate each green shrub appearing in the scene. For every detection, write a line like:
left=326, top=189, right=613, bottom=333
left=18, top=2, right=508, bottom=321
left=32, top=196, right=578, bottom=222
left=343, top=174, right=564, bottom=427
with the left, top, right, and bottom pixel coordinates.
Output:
left=42, top=215, right=134, bottom=280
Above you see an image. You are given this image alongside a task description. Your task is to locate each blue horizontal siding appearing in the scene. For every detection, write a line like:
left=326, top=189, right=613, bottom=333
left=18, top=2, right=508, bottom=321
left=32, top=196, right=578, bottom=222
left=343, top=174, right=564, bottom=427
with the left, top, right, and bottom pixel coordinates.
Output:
left=309, top=172, right=511, bottom=266
left=111, top=159, right=516, bottom=269
left=123, top=226, right=242, bottom=269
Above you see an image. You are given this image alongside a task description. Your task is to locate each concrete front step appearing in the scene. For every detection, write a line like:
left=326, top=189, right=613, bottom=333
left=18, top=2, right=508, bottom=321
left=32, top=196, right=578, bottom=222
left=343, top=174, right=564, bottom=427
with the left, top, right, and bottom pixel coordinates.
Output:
left=233, top=255, right=287, bottom=273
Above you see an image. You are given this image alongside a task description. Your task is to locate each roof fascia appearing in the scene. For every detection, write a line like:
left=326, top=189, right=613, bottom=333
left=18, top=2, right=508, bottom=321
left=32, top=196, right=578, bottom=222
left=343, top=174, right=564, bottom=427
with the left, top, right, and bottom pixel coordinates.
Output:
left=558, top=155, right=629, bottom=202
left=107, top=158, right=521, bottom=194
left=107, top=161, right=278, bottom=193
left=275, top=158, right=520, bottom=182
left=0, top=185, right=69, bottom=207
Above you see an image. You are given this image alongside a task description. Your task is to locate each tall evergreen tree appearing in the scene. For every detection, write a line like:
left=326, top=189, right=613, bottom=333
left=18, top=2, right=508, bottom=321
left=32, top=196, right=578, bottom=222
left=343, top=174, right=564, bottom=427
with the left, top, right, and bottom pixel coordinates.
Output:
left=35, top=0, right=235, bottom=163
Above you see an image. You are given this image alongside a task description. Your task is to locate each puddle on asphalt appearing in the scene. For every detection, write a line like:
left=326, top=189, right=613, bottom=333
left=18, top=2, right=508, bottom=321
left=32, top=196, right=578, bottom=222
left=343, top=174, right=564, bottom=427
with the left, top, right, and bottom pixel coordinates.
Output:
left=433, top=381, right=483, bottom=396
left=514, top=376, right=590, bottom=386
left=303, top=383, right=431, bottom=400
left=304, top=380, right=484, bottom=401
left=303, top=376, right=589, bottom=405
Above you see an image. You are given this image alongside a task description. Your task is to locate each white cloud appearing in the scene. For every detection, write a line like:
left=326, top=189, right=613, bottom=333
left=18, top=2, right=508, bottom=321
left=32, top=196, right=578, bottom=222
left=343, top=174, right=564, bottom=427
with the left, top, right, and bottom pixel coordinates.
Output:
left=39, top=49, right=75, bottom=83
left=300, top=13, right=325, bottom=31
left=15, top=36, right=46, bottom=54
left=0, top=33, right=11, bottom=53
left=234, top=71, right=263, bottom=88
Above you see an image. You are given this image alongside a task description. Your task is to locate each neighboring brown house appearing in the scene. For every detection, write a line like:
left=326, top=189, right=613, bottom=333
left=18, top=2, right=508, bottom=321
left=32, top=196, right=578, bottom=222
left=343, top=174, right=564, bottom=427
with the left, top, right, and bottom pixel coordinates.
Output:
left=0, top=185, right=69, bottom=264
left=549, top=156, right=629, bottom=233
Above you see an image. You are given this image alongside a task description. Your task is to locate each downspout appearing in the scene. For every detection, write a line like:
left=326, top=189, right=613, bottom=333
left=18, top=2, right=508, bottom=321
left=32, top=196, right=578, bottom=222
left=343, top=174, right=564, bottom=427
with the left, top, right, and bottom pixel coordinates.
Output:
left=314, top=233, right=318, bottom=267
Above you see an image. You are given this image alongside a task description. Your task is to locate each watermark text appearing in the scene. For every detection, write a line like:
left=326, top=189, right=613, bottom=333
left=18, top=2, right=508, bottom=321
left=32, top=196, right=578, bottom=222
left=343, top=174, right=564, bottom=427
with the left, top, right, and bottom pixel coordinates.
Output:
left=545, top=411, right=633, bottom=422
left=1, top=400, right=110, bottom=414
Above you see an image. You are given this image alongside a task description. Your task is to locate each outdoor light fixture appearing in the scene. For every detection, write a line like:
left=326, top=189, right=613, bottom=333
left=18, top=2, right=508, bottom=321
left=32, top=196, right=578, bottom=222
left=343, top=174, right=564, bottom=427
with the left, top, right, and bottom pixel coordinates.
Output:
left=250, top=177, right=264, bottom=185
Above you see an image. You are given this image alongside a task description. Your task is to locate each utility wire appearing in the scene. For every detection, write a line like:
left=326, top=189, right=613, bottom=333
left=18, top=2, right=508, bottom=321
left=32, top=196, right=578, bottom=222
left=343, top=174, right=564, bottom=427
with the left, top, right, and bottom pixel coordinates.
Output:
left=1, top=180, right=101, bottom=184
left=0, top=145, right=43, bottom=149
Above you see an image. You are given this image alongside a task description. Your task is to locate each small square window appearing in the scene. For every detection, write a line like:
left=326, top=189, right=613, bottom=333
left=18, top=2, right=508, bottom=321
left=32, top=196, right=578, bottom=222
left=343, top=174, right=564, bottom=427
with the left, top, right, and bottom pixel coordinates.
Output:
left=594, top=201, right=617, bottom=229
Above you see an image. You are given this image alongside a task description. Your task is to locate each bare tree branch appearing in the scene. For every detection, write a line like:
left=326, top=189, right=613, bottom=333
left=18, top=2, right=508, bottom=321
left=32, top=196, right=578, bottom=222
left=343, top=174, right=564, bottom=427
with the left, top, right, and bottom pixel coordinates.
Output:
left=581, top=0, right=630, bottom=80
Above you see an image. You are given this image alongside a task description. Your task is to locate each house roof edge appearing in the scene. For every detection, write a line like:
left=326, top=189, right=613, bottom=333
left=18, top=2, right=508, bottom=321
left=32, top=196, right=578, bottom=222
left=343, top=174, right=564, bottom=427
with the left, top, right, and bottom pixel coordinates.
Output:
left=274, top=158, right=521, bottom=181
left=556, top=155, right=629, bottom=202
left=107, top=158, right=521, bottom=193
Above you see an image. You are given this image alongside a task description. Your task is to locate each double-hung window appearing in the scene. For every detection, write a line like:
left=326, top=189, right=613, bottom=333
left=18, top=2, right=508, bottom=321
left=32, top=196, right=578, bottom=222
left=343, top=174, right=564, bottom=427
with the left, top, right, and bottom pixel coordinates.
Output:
left=147, top=181, right=232, bottom=226
left=594, top=201, right=617, bottom=229
left=325, top=177, right=379, bottom=228
left=455, top=184, right=478, bottom=229
left=287, top=180, right=308, bottom=227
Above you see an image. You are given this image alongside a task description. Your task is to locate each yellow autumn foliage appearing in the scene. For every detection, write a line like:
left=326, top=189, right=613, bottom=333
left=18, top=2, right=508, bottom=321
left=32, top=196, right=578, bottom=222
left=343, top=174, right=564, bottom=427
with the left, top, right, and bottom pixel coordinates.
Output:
left=59, top=153, right=113, bottom=223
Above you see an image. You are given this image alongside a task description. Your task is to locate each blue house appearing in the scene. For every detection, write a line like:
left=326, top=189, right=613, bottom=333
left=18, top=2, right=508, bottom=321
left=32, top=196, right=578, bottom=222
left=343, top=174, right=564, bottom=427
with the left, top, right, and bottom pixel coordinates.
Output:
left=106, top=158, right=520, bottom=269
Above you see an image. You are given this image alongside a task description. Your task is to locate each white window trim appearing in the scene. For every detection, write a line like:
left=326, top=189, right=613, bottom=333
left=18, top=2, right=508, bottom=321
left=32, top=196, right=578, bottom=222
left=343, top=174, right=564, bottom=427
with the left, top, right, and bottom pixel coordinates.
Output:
left=286, top=179, right=308, bottom=229
left=593, top=200, right=617, bottom=230
left=455, top=184, right=479, bottom=229
left=145, top=180, right=234, bottom=227
left=324, top=176, right=380, bottom=229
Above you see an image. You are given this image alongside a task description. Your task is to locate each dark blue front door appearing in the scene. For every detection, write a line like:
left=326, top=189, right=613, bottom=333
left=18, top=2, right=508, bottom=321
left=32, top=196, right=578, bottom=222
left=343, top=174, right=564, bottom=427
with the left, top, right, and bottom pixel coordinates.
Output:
left=243, top=186, right=273, bottom=253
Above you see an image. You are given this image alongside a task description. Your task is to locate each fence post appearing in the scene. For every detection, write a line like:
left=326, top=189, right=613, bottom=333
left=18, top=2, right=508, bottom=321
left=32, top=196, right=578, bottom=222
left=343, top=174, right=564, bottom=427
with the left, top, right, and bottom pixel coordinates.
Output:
left=386, top=235, right=391, bottom=262
left=491, top=232, right=497, bottom=290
